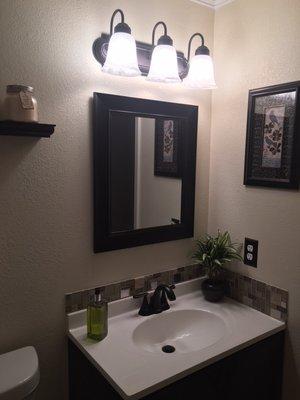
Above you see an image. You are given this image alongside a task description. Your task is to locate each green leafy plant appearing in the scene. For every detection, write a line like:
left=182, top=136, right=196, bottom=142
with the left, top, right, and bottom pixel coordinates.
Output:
left=192, top=231, right=243, bottom=280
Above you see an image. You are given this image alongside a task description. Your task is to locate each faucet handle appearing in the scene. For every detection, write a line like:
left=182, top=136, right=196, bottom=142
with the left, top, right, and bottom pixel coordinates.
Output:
left=133, top=292, right=151, bottom=316
left=156, top=284, right=176, bottom=301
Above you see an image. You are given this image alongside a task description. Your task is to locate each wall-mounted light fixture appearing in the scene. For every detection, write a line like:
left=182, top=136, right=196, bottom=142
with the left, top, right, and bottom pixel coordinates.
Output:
left=102, top=9, right=141, bottom=77
left=147, top=22, right=180, bottom=83
left=183, top=33, right=216, bottom=89
left=93, top=9, right=216, bottom=89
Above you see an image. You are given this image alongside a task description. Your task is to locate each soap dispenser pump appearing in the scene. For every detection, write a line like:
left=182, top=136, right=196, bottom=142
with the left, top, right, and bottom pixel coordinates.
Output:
left=87, top=288, right=108, bottom=341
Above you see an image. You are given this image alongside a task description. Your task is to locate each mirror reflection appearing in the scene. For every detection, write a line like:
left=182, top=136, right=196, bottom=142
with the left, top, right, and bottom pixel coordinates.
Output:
left=109, top=113, right=182, bottom=233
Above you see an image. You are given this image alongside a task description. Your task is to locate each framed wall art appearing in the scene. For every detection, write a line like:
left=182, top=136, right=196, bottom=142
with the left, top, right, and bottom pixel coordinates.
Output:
left=244, top=81, right=300, bottom=189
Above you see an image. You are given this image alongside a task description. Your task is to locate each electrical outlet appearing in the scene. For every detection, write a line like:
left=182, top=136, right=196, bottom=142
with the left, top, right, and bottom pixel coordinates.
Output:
left=244, top=238, right=258, bottom=268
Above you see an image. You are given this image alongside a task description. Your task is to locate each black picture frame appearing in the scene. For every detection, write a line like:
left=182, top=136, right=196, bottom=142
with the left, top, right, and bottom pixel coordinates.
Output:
left=154, top=118, right=182, bottom=178
left=244, top=81, right=300, bottom=189
left=93, top=93, right=198, bottom=253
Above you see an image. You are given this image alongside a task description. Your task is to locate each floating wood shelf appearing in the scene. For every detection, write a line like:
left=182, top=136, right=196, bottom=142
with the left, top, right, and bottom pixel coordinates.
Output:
left=0, top=121, right=56, bottom=138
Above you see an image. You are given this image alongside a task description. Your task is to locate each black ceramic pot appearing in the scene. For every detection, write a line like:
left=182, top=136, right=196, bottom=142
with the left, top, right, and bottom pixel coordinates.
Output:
left=201, top=279, right=225, bottom=302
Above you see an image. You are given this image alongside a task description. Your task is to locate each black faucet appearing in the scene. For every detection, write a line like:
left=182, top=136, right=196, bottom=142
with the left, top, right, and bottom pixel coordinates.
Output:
left=133, top=284, right=176, bottom=316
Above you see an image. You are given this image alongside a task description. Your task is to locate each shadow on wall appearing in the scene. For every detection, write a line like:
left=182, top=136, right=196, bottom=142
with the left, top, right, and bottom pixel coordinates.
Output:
left=0, top=136, right=39, bottom=185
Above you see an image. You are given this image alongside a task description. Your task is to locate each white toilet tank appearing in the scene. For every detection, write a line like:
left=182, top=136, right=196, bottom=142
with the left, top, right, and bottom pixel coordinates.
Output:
left=0, top=346, right=39, bottom=400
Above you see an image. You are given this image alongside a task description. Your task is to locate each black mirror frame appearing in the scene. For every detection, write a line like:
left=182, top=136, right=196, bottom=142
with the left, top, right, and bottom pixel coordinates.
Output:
left=93, top=93, right=198, bottom=252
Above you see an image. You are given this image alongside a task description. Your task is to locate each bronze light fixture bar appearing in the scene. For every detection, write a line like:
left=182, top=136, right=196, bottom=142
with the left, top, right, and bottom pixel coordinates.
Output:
left=147, top=21, right=181, bottom=83
left=108, top=9, right=130, bottom=35
left=93, top=9, right=216, bottom=87
left=93, top=12, right=188, bottom=78
left=183, top=32, right=217, bottom=88
left=187, top=32, right=210, bottom=61
left=151, top=21, right=172, bottom=46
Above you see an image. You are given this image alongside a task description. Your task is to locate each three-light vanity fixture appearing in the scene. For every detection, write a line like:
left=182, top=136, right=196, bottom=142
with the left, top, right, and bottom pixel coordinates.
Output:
left=93, top=9, right=217, bottom=89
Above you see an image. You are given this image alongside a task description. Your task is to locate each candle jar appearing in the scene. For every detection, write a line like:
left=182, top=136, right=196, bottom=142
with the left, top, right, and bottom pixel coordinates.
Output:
left=4, top=85, right=38, bottom=122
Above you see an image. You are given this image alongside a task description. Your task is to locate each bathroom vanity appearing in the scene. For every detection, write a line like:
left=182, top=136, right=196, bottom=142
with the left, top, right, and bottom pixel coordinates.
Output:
left=67, top=279, right=285, bottom=400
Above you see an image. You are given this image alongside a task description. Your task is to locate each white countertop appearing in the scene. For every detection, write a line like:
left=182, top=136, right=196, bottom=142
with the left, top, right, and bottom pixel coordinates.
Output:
left=67, top=278, right=285, bottom=399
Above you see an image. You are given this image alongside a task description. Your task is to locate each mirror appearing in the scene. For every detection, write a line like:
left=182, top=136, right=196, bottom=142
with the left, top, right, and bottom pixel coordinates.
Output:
left=93, top=93, right=198, bottom=252
left=109, top=115, right=182, bottom=233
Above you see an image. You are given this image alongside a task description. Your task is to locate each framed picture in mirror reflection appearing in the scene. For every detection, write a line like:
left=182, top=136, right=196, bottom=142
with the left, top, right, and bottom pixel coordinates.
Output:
left=154, top=118, right=182, bottom=178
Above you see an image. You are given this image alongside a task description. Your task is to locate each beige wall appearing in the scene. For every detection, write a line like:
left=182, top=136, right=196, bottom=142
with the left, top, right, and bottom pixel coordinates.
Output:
left=209, top=0, right=300, bottom=398
left=0, top=1, right=213, bottom=398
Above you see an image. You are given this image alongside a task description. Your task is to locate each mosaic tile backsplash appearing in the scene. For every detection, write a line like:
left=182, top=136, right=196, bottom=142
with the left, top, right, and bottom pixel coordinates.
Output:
left=66, top=265, right=288, bottom=323
left=66, top=264, right=205, bottom=313
left=224, top=269, right=288, bottom=322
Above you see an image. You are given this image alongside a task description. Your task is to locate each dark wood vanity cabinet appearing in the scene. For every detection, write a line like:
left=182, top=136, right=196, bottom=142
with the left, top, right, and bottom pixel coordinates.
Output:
left=68, top=331, right=284, bottom=400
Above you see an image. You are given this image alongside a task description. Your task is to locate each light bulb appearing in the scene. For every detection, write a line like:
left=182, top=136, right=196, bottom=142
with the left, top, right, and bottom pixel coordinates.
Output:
left=147, top=45, right=181, bottom=83
left=102, top=32, right=141, bottom=77
left=183, top=54, right=217, bottom=89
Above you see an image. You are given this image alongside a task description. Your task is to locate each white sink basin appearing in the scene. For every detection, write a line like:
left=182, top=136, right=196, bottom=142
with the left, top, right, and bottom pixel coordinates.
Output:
left=132, top=309, right=227, bottom=353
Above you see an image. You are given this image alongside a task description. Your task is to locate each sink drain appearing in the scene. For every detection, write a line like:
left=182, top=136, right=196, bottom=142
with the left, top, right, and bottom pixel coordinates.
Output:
left=162, top=345, right=176, bottom=353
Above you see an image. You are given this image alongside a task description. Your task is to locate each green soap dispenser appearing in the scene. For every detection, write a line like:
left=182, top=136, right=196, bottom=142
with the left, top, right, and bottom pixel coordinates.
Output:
left=87, top=288, right=108, bottom=341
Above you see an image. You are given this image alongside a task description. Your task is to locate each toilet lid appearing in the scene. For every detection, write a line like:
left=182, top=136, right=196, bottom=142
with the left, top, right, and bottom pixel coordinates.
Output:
left=0, top=346, right=39, bottom=400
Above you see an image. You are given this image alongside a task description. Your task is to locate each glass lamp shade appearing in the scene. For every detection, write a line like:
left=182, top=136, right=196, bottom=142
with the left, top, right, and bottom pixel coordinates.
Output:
left=183, top=54, right=217, bottom=89
left=102, top=32, right=141, bottom=77
left=147, top=45, right=181, bottom=83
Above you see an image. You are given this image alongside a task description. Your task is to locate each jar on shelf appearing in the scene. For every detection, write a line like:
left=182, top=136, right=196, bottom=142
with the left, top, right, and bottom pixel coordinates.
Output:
left=4, top=85, right=38, bottom=122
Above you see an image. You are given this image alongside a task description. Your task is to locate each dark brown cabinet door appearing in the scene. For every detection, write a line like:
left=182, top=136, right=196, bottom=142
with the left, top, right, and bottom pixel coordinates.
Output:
left=69, top=332, right=284, bottom=400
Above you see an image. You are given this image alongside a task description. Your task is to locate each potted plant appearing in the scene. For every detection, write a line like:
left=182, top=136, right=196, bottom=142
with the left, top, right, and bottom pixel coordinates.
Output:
left=192, top=231, right=243, bottom=302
